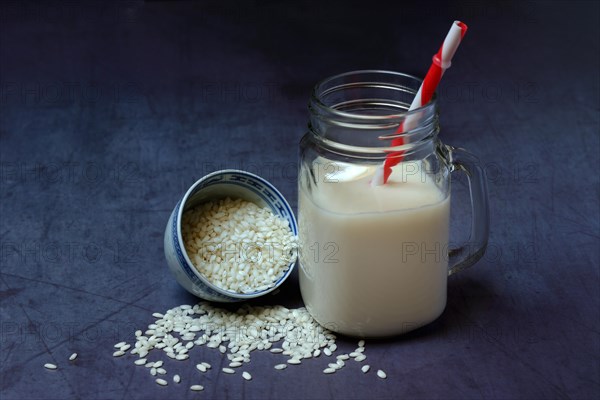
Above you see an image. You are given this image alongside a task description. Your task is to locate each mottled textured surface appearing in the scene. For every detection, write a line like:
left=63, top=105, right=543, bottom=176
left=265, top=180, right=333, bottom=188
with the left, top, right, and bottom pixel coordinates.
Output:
left=1, top=1, right=598, bottom=399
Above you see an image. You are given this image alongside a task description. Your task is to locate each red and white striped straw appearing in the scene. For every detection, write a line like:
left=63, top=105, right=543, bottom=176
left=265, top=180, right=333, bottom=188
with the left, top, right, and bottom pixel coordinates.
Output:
left=372, top=21, right=468, bottom=186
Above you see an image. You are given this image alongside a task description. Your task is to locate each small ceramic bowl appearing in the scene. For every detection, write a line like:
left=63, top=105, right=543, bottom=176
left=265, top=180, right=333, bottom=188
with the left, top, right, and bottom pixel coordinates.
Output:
left=164, top=169, right=298, bottom=302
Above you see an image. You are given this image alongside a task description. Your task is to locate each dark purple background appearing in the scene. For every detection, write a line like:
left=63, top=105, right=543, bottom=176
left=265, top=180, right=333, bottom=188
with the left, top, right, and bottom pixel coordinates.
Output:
left=1, top=1, right=598, bottom=399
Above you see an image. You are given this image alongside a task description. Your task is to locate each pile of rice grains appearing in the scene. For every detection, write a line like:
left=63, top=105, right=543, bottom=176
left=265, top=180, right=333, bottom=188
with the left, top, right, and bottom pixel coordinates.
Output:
left=43, top=198, right=389, bottom=391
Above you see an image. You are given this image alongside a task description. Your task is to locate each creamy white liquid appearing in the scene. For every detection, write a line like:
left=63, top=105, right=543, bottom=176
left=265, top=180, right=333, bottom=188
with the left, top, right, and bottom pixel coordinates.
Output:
left=298, top=160, right=450, bottom=337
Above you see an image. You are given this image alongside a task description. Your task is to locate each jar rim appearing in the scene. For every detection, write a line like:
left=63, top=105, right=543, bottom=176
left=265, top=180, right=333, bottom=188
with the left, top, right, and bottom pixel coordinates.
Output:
left=310, top=69, right=437, bottom=121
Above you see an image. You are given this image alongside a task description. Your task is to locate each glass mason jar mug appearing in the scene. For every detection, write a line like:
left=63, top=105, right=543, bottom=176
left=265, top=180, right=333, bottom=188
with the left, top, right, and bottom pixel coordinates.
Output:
left=298, top=70, right=489, bottom=337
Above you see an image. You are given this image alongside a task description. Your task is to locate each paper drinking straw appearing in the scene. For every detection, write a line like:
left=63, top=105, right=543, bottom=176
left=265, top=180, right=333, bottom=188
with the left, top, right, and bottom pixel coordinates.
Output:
left=371, top=21, right=468, bottom=186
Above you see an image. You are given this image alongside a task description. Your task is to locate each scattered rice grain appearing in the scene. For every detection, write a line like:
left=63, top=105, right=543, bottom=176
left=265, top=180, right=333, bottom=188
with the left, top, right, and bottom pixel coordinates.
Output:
left=112, top=301, right=363, bottom=392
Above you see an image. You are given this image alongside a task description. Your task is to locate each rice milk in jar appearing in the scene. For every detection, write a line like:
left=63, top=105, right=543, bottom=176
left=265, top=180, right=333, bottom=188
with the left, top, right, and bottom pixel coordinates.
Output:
left=298, top=71, right=489, bottom=337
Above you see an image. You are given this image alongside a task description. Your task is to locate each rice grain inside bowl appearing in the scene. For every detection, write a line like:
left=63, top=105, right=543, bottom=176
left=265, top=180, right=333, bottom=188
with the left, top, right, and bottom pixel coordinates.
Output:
left=164, top=169, right=298, bottom=301
left=181, top=197, right=297, bottom=294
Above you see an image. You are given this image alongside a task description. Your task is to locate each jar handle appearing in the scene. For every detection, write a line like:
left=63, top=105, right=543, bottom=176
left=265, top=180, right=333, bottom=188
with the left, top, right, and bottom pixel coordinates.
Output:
left=445, top=145, right=490, bottom=275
